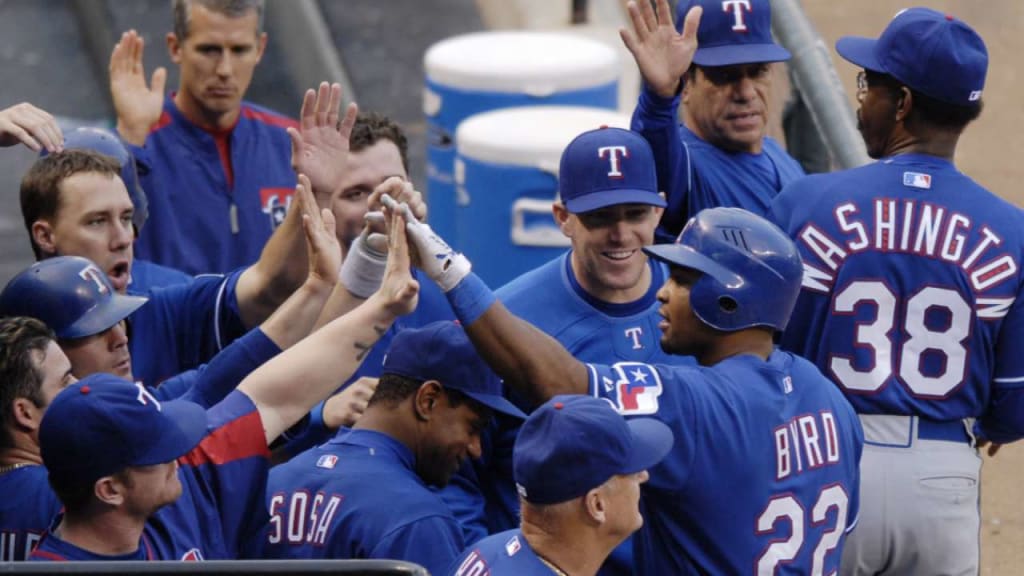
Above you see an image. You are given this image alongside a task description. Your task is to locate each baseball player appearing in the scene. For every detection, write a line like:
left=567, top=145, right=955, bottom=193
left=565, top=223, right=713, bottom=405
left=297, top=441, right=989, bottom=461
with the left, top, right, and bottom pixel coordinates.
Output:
left=450, top=395, right=672, bottom=576
left=108, top=1, right=299, bottom=275
left=28, top=203, right=420, bottom=561
left=257, top=322, right=525, bottom=574
left=622, top=0, right=804, bottom=242
left=0, top=318, right=69, bottom=562
left=391, top=196, right=864, bottom=574
left=495, top=125, right=696, bottom=575
left=767, top=9, right=1019, bottom=575
left=52, top=127, right=192, bottom=291
left=15, top=82, right=411, bottom=388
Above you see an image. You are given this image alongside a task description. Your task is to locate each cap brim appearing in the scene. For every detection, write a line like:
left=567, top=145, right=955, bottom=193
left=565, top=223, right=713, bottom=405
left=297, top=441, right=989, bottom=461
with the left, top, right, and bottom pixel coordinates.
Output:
left=464, top=391, right=527, bottom=420
left=621, top=418, right=674, bottom=474
left=565, top=189, right=667, bottom=214
left=643, top=244, right=743, bottom=287
left=135, top=399, right=209, bottom=466
left=63, top=293, right=148, bottom=340
left=693, top=44, right=791, bottom=67
left=834, top=36, right=884, bottom=72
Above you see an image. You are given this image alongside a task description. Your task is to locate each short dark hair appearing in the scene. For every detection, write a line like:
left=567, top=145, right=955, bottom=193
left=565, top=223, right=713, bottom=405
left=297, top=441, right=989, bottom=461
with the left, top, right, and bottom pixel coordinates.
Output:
left=864, top=70, right=983, bottom=131
left=350, top=112, right=409, bottom=174
left=172, top=0, right=264, bottom=40
left=20, top=150, right=122, bottom=259
left=369, top=373, right=486, bottom=414
left=0, top=317, right=55, bottom=450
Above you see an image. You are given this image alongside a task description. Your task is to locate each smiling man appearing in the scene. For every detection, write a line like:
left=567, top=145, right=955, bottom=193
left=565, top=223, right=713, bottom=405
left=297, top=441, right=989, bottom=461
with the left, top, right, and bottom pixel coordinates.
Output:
left=496, top=126, right=695, bottom=575
left=622, top=0, right=805, bottom=242
left=258, top=321, right=525, bottom=574
left=109, top=0, right=298, bottom=274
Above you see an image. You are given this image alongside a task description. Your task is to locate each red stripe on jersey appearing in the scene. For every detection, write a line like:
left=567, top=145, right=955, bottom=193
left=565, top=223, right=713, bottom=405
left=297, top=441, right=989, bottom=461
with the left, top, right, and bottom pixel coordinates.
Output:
left=179, top=410, right=269, bottom=467
left=29, top=548, right=66, bottom=561
left=150, top=110, right=173, bottom=133
left=241, top=106, right=298, bottom=129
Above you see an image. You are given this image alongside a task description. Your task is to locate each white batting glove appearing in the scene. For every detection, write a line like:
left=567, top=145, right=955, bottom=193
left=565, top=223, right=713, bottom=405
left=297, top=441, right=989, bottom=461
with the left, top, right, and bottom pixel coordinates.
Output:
left=381, top=193, right=471, bottom=292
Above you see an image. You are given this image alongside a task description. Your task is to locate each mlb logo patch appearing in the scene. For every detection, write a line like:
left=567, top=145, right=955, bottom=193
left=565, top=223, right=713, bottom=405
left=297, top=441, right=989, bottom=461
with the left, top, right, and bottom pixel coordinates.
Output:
left=782, top=376, right=793, bottom=394
left=902, top=171, right=932, bottom=190
left=505, top=535, right=522, bottom=556
left=316, top=454, right=338, bottom=469
left=181, top=548, right=204, bottom=561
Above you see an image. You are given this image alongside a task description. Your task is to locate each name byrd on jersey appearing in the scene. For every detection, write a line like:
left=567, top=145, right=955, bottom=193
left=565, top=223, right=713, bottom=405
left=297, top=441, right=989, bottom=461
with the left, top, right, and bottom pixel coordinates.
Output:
left=774, top=411, right=842, bottom=480
left=799, top=199, right=1017, bottom=298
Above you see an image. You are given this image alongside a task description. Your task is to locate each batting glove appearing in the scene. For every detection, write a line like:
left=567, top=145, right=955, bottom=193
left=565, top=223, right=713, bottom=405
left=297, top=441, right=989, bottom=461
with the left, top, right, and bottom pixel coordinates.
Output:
left=338, top=226, right=387, bottom=299
left=381, top=193, right=471, bottom=292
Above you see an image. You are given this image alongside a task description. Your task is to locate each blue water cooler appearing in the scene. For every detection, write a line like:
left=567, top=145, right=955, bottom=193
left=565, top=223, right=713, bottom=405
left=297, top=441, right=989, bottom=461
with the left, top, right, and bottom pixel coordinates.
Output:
left=455, top=106, right=631, bottom=287
left=424, top=31, right=620, bottom=249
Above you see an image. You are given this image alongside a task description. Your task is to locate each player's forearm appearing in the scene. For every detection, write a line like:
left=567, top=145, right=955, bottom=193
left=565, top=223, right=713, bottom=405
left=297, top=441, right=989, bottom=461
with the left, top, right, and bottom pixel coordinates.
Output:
left=259, top=275, right=335, bottom=351
left=312, top=280, right=364, bottom=331
left=451, top=274, right=588, bottom=408
left=236, top=203, right=307, bottom=328
left=239, top=293, right=397, bottom=444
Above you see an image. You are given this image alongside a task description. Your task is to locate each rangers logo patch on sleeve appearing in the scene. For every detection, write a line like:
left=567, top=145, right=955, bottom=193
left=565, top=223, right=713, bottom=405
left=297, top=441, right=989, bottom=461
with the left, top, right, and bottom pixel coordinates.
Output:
left=588, top=362, right=663, bottom=415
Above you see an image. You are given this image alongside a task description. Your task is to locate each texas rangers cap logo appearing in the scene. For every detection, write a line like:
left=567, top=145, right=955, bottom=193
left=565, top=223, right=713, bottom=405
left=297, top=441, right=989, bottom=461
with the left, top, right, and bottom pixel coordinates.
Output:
left=722, top=0, right=753, bottom=32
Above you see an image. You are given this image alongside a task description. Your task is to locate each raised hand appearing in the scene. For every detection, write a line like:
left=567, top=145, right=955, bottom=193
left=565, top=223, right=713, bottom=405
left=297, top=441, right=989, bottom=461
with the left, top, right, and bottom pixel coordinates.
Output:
left=109, top=30, right=167, bottom=146
left=0, top=102, right=63, bottom=152
left=620, top=0, right=702, bottom=98
left=381, top=194, right=470, bottom=293
left=296, top=173, right=342, bottom=286
left=289, top=82, right=358, bottom=201
left=378, top=204, right=420, bottom=317
left=322, top=377, right=379, bottom=429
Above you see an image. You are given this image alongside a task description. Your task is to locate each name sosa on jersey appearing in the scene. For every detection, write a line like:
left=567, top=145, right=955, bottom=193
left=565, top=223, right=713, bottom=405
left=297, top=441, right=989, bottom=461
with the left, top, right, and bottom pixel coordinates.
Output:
left=799, top=198, right=1016, bottom=297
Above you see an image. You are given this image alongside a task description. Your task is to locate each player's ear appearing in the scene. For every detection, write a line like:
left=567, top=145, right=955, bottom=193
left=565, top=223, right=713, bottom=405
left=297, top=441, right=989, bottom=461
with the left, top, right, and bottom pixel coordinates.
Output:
left=895, top=86, right=912, bottom=122
left=413, top=380, right=443, bottom=421
left=166, top=32, right=182, bottom=63
left=583, top=486, right=608, bottom=524
left=31, top=220, right=56, bottom=257
left=10, top=397, right=42, bottom=432
left=552, top=202, right=572, bottom=236
left=255, top=32, right=268, bottom=63
left=94, top=475, right=127, bottom=506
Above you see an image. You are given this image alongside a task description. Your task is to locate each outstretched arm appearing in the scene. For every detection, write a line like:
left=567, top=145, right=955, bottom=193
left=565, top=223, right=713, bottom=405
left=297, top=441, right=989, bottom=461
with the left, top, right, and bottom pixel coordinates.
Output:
left=387, top=197, right=588, bottom=408
left=620, top=0, right=701, bottom=98
left=234, top=84, right=358, bottom=329
left=109, top=30, right=166, bottom=146
left=239, top=207, right=419, bottom=444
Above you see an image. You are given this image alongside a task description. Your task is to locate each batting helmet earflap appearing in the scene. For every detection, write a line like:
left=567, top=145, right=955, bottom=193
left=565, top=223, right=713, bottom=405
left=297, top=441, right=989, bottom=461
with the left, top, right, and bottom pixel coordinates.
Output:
left=0, top=256, right=148, bottom=340
left=43, top=127, right=149, bottom=232
left=643, top=207, right=803, bottom=332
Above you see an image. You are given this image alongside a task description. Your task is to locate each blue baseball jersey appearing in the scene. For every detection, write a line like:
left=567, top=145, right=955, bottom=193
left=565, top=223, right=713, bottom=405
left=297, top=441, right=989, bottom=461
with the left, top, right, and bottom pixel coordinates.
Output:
left=631, top=85, right=805, bottom=242
left=0, top=330, right=277, bottom=562
left=130, top=259, right=193, bottom=292
left=769, top=154, right=1024, bottom=440
left=259, top=429, right=464, bottom=575
left=589, top=351, right=863, bottom=575
left=497, top=253, right=696, bottom=576
left=448, top=529, right=558, bottom=576
left=129, top=96, right=297, bottom=275
left=127, top=269, right=248, bottom=388
left=30, top=390, right=270, bottom=561
left=0, top=465, right=57, bottom=561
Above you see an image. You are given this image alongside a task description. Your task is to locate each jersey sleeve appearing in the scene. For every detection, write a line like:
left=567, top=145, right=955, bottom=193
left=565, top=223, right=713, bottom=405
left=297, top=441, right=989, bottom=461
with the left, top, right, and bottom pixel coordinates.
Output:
left=630, top=84, right=692, bottom=242
left=370, top=514, right=465, bottom=576
left=979, top=283, right=1024, bottom=442
left=178, top=391, right=271, bottom=557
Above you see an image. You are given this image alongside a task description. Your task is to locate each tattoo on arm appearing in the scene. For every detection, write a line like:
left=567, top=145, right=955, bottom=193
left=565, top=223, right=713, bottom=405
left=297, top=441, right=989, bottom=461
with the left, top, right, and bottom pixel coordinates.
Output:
left=354, top=325, right=388, bottom=361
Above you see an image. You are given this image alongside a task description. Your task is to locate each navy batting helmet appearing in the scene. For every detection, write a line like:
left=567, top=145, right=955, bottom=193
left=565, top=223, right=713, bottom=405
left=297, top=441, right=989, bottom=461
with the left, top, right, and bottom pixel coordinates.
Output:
left=42, top=127, right=149, bottom=232
left=643, top=207, right=803, bottom=332
left=0, top=256, right=148, bottom=340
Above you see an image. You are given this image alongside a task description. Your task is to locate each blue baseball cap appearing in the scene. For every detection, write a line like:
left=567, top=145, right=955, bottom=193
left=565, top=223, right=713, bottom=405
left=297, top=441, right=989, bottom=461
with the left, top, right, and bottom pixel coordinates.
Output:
left=514, top=395, right=673, bottom=505
left=677, top=0, right=791, bottom=67
left=40, top=374, right=208, bottom=487
left=559, top=127, right=665, bottom=214
left=836, top=7, right=987, bottom=106
left=383, top=322, right=526, bottom=419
